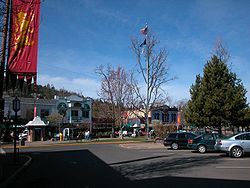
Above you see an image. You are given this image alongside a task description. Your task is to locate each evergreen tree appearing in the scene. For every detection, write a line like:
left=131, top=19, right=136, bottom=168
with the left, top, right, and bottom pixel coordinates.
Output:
left=186, top=55, right=248, bottom=132
left=186, top=74, right=203, bottom=128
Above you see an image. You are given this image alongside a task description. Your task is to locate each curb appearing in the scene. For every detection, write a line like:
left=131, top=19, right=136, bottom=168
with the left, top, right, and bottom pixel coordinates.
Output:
left=0, top=155, right=32, bottom=188
left=120, top=142, right=165, bottom=149
left=1, top=140, right=151, bottom=149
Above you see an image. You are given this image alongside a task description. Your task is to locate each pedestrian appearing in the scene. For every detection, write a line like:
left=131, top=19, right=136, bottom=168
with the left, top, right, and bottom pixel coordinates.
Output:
left=59, top=132, right=63, bottom=141
left=77, top=132, right=83, bottom=141
left=85, top=131, right=89, bottom=140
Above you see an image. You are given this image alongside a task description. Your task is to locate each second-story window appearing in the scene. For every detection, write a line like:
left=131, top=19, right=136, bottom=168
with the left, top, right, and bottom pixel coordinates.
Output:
left=82, top=104, right=90, bottom=118
left=71, top=110, right=78, bottom=120
left=171, top=113, right=177, bottom=122
left=41, top=109, right=49, bottom=119
left=82, top=111, right=89, bottom=118
left=154, top=112, right=159, bottom=120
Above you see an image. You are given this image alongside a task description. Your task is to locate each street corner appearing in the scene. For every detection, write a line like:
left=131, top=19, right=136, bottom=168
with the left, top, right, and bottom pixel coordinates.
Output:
left=119, top=142, right=165, bottom=149
left=0, top=154, right=32, bottom=188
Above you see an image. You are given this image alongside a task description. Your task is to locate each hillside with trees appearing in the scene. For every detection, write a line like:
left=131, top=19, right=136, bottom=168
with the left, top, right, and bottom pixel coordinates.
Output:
left=4, top=81, right=79, bottom=99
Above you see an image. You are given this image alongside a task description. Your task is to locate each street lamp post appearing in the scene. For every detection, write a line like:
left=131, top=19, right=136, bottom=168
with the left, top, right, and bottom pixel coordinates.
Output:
left=12, top=96, right=20, bottom=164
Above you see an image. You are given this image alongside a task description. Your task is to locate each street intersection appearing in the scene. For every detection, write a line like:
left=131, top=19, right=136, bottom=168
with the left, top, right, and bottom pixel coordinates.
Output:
left=1, top=142, right=250, bottom=188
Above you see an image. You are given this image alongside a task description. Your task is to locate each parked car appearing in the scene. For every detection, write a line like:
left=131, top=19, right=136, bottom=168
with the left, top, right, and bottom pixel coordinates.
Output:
left=214, top=132, right=250, bottom=158
left=19, top=129, right=28, bottom=141
left=187, top=133, right=225, bottom=153
left=53, top=133, right=60, bottom=140
left=163, top=132, right=197, bottom=150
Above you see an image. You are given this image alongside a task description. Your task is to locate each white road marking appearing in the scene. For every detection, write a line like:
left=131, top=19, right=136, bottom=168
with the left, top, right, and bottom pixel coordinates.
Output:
left=216, top=166, right=250, bottom=169
left=0, top=148, right=6, bottom=154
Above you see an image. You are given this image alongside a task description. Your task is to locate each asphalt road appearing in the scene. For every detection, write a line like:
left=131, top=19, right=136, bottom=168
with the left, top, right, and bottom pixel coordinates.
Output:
left=4, top=143, right=250, bottom=188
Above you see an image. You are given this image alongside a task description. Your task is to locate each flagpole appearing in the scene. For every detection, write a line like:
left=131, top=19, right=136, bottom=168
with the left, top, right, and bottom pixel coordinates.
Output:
left=139, top=23, right=150, bottom=139
left=6, top=0, right=12, bottom=91
left=145, top=24, right=150, bottom=139
left=0, top=0, right=10, bottom=126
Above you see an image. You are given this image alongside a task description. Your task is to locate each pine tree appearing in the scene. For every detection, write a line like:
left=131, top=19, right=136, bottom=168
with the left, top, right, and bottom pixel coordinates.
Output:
left=186, top=55, right=248, bottom=132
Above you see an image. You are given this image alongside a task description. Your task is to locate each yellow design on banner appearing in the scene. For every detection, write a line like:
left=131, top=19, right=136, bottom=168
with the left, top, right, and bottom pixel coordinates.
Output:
left=14, top=11, right=35, bottom=50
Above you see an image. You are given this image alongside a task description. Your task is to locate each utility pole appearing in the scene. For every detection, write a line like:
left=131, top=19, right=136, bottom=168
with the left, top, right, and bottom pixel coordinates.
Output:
left=0, top=0, right=10, bottom=125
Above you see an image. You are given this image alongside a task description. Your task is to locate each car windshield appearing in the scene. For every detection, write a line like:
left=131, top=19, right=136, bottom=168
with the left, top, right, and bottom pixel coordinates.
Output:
left=223, top=133, right=238, bottom=139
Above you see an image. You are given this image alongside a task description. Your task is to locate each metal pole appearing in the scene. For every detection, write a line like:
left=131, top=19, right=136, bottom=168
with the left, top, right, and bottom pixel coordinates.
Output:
left=13, top=96, right=20, bottom=164
left=14, top=111, right=17, bottom=164
left=0, top=0, right=10, bottom=125
left=146, top=32, right=150, bottom=140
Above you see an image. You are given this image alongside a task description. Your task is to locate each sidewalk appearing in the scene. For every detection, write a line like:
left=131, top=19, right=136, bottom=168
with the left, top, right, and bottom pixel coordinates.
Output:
left=1, top=137, right=157, bottom=148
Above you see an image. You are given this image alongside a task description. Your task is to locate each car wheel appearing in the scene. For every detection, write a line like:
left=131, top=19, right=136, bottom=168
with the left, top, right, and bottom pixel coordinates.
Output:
left=198, top=145, right=206, bottom=153
left=230, top=146, right=243, bottom=158
left=171, top=142, right=179, bottom=150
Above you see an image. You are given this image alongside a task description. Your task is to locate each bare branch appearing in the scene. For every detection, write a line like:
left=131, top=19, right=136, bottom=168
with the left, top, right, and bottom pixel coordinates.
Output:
left=95, top=64, right=133, bottom=136
left=130, top=31, right=176, bottom=136
left=212, top=39, right=230, bottom=63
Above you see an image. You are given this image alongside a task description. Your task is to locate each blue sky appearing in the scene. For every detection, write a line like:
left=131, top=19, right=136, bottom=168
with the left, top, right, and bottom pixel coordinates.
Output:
left=38, top=0, right=250, bottom=104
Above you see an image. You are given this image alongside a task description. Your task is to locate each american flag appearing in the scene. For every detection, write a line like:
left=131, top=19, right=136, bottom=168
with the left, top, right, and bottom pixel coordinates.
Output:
left=140, top=38, right=146, bottom=47
left=140, top=25, right=148, bottom=35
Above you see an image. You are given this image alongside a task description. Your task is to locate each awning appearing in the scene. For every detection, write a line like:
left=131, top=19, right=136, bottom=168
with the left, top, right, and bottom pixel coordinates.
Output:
left=132, top=123, right=140, bottom=128
left=25, top=116, right=47, bottom=127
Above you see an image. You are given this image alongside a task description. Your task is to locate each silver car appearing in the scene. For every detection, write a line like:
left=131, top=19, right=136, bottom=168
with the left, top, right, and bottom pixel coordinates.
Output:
left=214, top=132, right=250, bottom=158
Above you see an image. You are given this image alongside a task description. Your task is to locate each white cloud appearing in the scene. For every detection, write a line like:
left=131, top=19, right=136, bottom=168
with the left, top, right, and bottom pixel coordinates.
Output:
left=38, top=75, right=100, bottom=98
left=164, top=83, right=190, bottom=104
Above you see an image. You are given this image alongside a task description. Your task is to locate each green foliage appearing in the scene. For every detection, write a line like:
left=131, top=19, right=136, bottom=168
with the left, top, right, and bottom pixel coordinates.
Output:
left=4, top=82, right=79, bottom=99
left=36, top=84, right=78, bottom=99
left=47, top=113, right=63, bottom=126
left=243, top=107, right=250, bottom=127
left=96, top=131, right=112, bottom=138
left=244, top=108, right=250, bottom=120
left=185, top=56, right=248, bottom=130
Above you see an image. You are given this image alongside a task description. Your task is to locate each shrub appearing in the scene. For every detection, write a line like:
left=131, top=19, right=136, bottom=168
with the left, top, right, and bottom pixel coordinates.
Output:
left=153, top=122, right=177, bottom=138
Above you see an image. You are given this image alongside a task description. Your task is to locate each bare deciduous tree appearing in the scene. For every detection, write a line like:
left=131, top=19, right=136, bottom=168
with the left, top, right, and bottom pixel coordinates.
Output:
left=47, top=113, right=63, bottom=127
left=130, top=33, right=175, bottom=138
left=175, top=99, right=188, bottom=126
left=212, top=39, right=230, bottom=64
left=95, top=65, right=132, bottom=137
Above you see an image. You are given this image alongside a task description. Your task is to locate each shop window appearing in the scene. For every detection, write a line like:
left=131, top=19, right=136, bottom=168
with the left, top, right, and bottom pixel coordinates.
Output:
left=41, top=109, right=49, bottom=119
left=82, top=111, right=89, bottom=118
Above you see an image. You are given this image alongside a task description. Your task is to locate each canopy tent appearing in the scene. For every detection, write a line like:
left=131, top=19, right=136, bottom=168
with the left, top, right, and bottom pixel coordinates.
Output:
left=122, top=123, right=141, bottom=129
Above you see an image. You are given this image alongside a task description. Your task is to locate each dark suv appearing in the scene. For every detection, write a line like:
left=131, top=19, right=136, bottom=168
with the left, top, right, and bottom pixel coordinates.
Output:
left=163, top=132, right=197, bottom=150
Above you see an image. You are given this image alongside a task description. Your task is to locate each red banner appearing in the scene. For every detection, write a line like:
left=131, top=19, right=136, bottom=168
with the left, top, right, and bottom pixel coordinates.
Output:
left=177, top=112, right=181, bottom=125
left=8, top=0, right=40, bottom=78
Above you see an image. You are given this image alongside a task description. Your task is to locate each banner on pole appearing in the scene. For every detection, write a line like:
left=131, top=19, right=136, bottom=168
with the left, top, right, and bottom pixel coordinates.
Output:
left=7, top=0, right=40, bottom=87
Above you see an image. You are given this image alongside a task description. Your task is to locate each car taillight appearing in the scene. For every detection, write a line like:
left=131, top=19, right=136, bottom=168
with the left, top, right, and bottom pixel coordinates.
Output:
left=188, top=139, right=193, bottom=144
left=217, top=140, right=222, bottom=145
